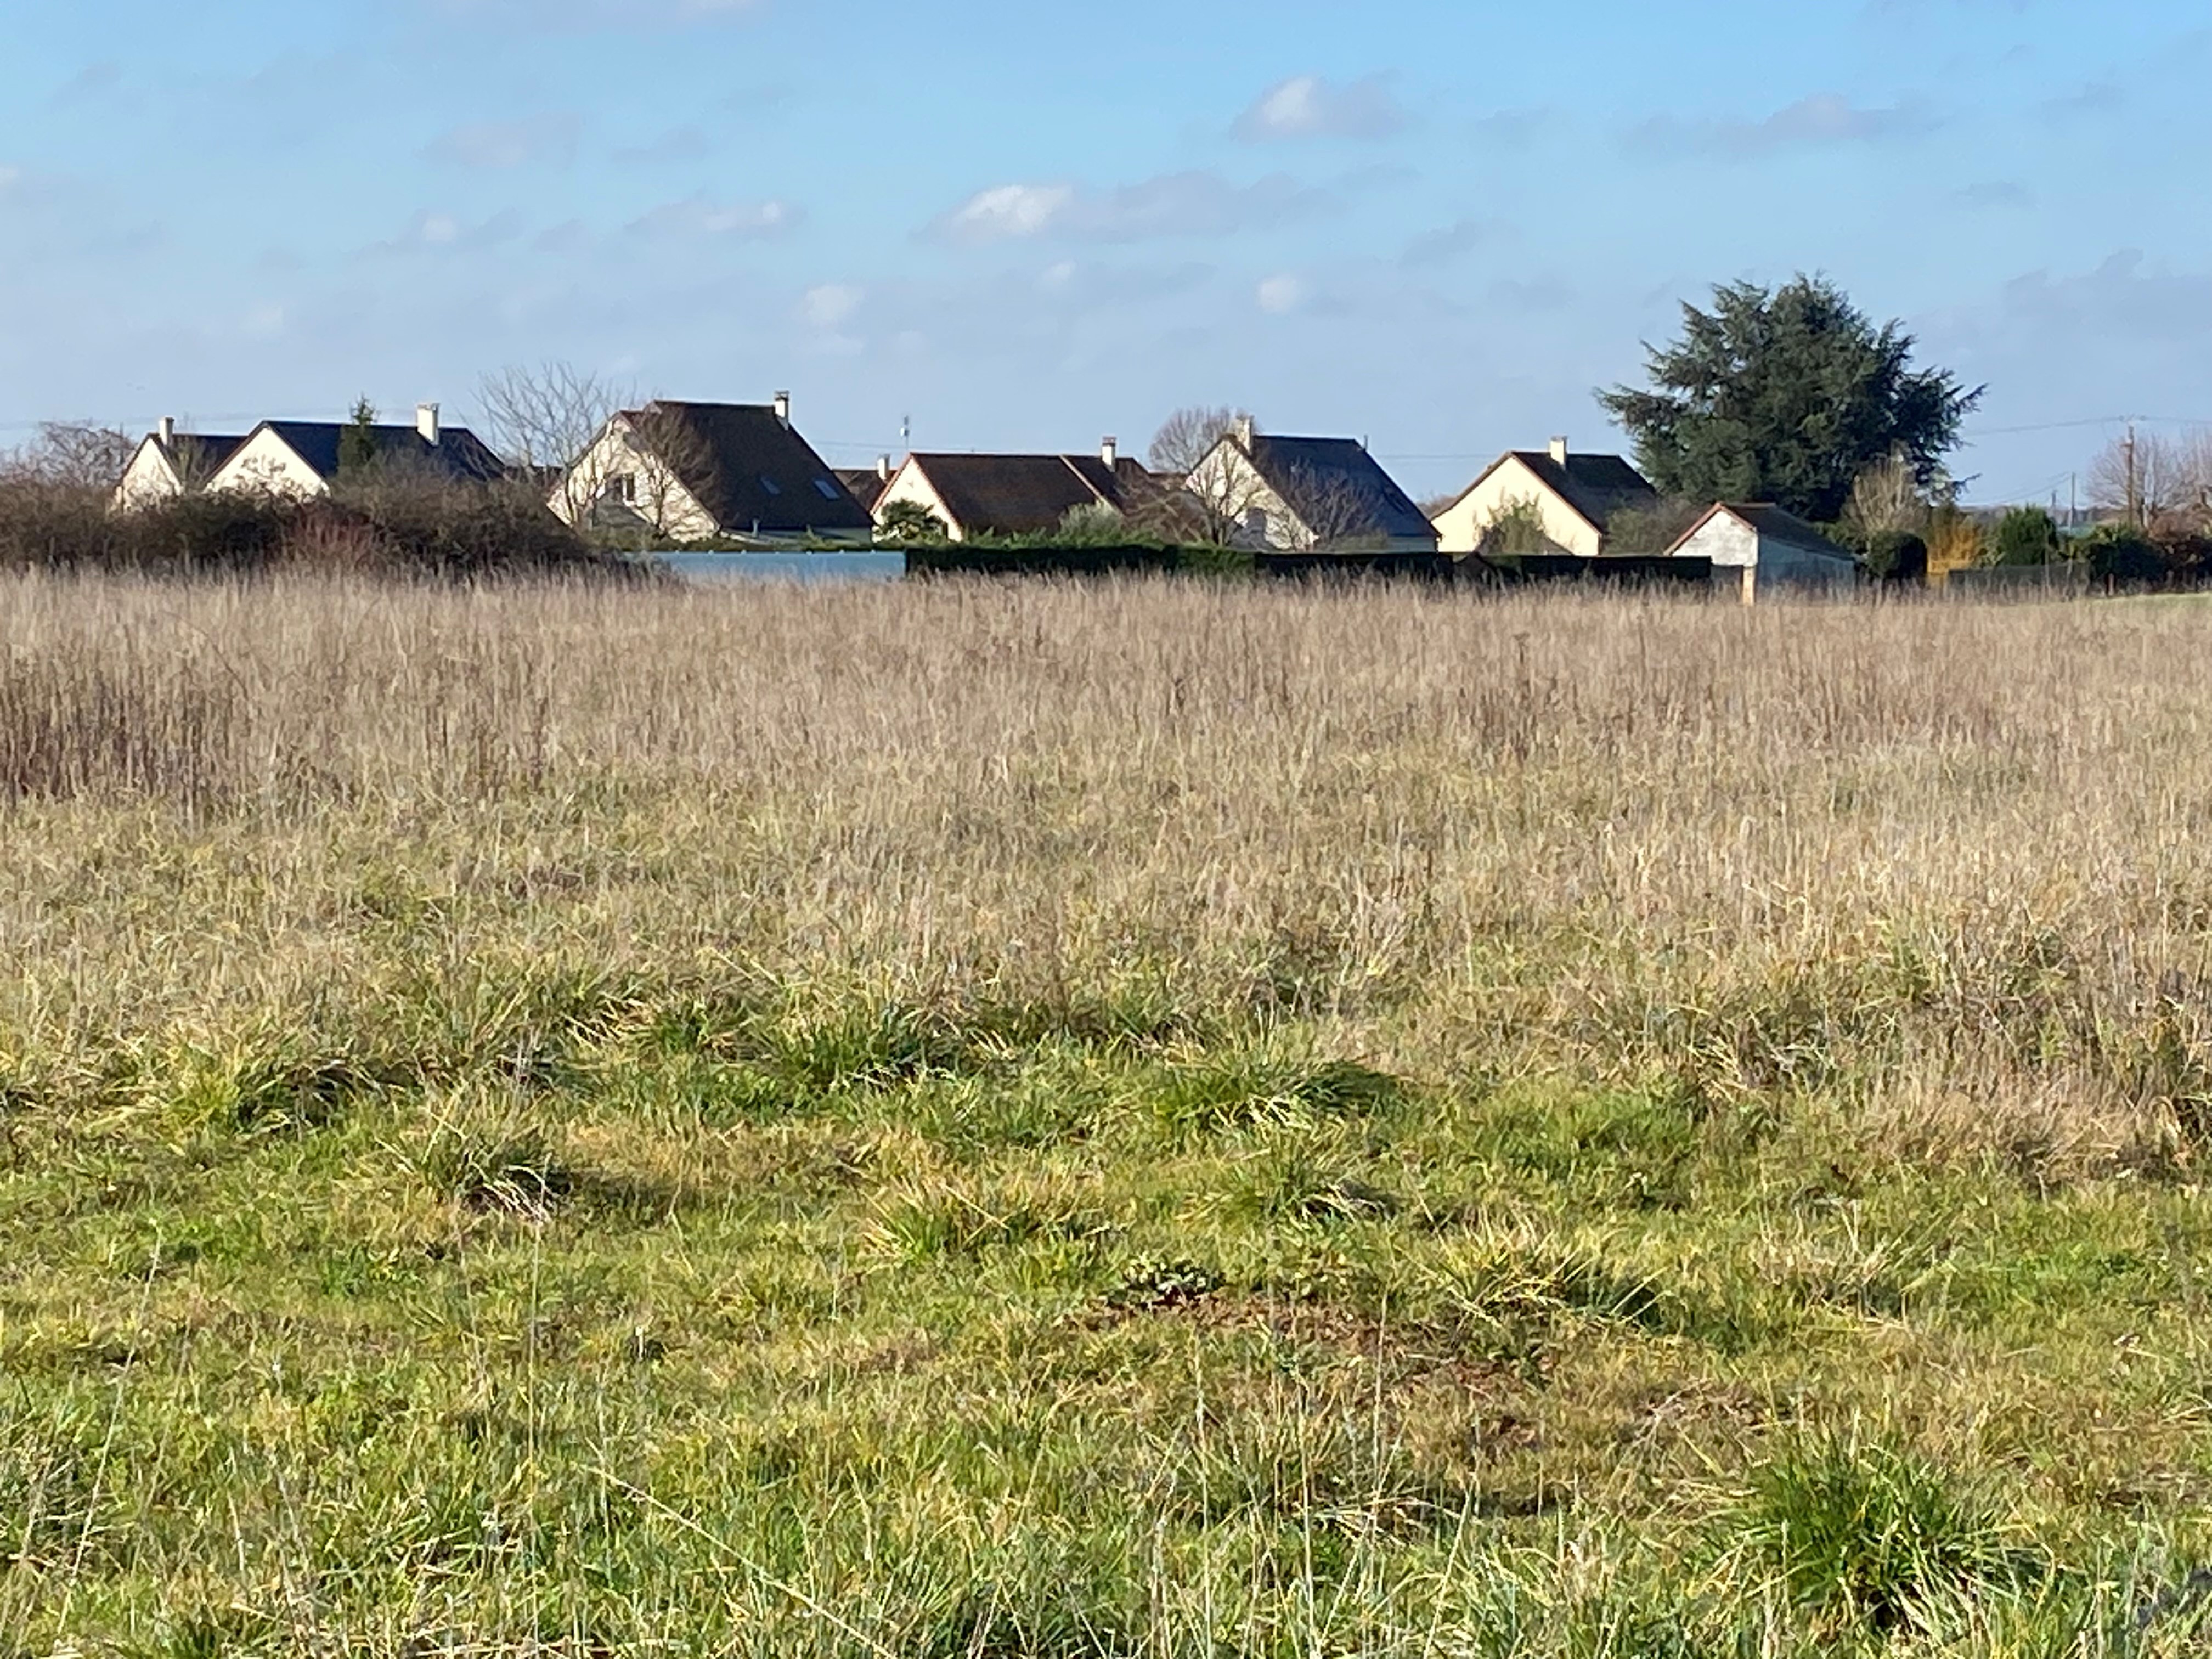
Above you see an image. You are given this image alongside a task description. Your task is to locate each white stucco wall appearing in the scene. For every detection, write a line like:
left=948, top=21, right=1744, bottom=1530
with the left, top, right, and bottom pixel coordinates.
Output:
left=208, top=430, right=329, bottom=499
left=549, top=416, right=716, bottom=539
left=1675, top=511, right=1855, bottom=600
left=1674, top=513, right=1760, bottom=568
left=112, top=439, right=183, bottom=512
left=1432, top=455, right=1601, bottom=558
left=871, top=462, right=967, bottom=541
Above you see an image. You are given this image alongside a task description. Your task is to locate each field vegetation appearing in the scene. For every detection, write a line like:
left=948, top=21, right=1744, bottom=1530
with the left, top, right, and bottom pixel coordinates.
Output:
left=5, top=573, right=2212, bottom=1656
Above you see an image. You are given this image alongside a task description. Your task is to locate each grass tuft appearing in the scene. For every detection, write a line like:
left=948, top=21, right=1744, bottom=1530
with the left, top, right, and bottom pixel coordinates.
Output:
left=1733, top=1431, right=2021, bottom=1632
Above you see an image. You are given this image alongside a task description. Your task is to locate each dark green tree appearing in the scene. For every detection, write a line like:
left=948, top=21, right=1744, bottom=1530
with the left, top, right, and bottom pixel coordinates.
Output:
left=873, top=499, right=947, bottom=545
left=1599, top=276, right=1983, bottom=524
left=1988, top=506, right=2061, bottom=567
left=337, top=397, right=380, bottom=478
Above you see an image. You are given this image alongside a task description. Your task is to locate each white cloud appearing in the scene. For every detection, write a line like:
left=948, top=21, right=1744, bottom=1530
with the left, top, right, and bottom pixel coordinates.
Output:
left=630, top=195, right=798, bottom=238
left=366, top=209, right=525, bottom=256
left=933, top=172, right=1327, bottom=245
left=801, top=284, right=864, bottom=328
left=1257, top=274, right=1306, bottom=314
left=941, top=183, right=1076, bottom=242
left=0, top=166, right=19, bottom=192
left=1234, top=74, right=1408, bottom=142
left=425, top=114, right=581, bottom=170
left=1633, top=93, right=1941, bottom=157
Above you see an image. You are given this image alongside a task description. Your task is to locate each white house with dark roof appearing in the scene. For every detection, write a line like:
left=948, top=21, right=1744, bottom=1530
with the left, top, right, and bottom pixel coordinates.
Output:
left=871, top=439, right=1159, bottom=541
left=550, top=394, right=873, bottom=541
left=112, top=418, right=249, bottom=511
left=1183, top=417, right=1437, bottom=553
left=1431, top=439, right=1659, bottom=558
left=205, top=405, right=506, bottom=498
left=1667, top=503, right=1858, bottom=602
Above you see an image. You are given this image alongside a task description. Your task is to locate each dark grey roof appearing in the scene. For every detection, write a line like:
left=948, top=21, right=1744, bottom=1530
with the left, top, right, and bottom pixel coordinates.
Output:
left=261, top=420, right=507, bottom=484
left=159, top=432, right=247, bottom=477
left=1502, top=450, right=1658, bottom=533
left=1698, top=503, right=1856, bottom=561
left=834, top=467, right=893, bottom=514
left=629, top=402, right=872, bottom=534
left=1244, top=435, right=1435, bottom=543
left=905, top=453, right=1132, bottom=536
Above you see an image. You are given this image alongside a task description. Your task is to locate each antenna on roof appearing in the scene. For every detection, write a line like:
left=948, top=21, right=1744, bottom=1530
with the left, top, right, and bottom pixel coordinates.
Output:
left=901, top=414, right=911, bottom=450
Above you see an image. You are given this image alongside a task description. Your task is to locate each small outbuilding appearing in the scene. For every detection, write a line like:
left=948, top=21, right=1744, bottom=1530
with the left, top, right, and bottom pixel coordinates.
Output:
left=1667, top=503, right=1858, bottom=602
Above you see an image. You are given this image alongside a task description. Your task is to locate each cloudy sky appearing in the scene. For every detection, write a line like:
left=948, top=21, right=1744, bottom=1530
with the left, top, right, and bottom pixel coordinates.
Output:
left=2, top=0, right=2207, bottom=504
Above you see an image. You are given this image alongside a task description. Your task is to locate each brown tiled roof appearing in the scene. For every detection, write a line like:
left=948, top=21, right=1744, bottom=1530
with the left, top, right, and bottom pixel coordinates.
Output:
left=905, top=453, right=1133, bottom=537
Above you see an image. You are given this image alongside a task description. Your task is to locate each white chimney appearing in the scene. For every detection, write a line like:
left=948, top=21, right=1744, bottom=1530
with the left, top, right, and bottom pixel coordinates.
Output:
left=877, top=454, right=893, bottom=479
left=1233, top=414, right=1256, bottom=449
left=158, top=416, right=175, bottom=447
left=417, top=403, right=441, bottom=445
left=1101, top=436, right=1118, bottom=468
left=1549, top=435, right=1569, bottom=466
left=772, top=390, right=791, bottom=427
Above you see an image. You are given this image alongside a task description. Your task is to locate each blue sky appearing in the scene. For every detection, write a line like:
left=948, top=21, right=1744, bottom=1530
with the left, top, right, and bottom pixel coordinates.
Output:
left=2, top=0, right=2207, bottom=505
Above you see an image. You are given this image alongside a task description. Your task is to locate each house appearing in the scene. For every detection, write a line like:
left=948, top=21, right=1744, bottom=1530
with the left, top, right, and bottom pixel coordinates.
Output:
left=205, top=405, right=505, bottom=498
left=549, top=394, right=873, bottom=541
left=1430, top=439, right=1658, bottom=558
left=835, top=458, right=899, bottom=516
left=112, top=418, right=248, bottom=511
left=872, top=439, right=1159, bottom=541
left=1666, top=503, right=1858, bottom=602
left=1182, top=418, right=1437, bottom=552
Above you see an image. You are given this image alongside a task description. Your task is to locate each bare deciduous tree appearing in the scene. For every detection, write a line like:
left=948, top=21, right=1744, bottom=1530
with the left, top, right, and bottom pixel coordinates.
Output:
left=1157, top=409, right=1266, bottom=545
left=478, top=363, right=632, bottom=525
left=4, top=422, right=137, bottom=490
left=2088, top=429, right=2212, bottom=530
left=1146, top=406, right=1247, bottom=480
left=1842, top=449, right=1934, bottom=544
left=620, top=402, right=719, bottom=541
left=1274, top=466, right=1389, bottom=552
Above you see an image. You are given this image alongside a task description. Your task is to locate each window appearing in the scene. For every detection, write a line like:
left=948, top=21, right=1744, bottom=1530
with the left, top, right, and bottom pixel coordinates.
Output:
left=813, top=478, right=841, bottom=500
left=758, top=475, right=783, bottom=496
left=610, top=471, right=639, bottom=506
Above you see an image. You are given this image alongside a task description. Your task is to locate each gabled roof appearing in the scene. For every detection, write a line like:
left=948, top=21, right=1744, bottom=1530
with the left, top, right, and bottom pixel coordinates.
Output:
left=834, top=467, right=900, bottom=514
left=1242, top=434, right=1434, bottom=543
left=1669, top=502, right=1856, bottom=562
left=627, top=402, right=872, bottom=534
left=900, top=452, right=1136, bottom=537
left=256, top=420, right=507, bottom=485
left=156, top=431, right=248, bottom=477
left=1444, top=449, right=1659, bottom=536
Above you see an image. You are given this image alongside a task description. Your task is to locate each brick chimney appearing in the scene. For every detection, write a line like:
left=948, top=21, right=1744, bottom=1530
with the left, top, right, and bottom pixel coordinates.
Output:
left=417, top=403, right=441, bottom=445
left=1549, top=435, right=1569, bottom=466
left=772, top=391, right=791, bottom=427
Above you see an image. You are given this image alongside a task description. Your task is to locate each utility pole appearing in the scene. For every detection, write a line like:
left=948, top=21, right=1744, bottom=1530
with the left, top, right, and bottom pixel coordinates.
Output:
left=2125, top=421, right=2141, bottom=528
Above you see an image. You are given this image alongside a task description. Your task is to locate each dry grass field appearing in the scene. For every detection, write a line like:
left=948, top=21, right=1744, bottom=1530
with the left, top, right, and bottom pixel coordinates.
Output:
left=6, top=571, right=2212, bottom=1656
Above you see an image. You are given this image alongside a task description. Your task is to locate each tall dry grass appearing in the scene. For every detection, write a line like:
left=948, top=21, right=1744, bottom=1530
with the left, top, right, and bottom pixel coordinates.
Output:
left=2, top=571, right=2209, bottom=1173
